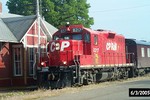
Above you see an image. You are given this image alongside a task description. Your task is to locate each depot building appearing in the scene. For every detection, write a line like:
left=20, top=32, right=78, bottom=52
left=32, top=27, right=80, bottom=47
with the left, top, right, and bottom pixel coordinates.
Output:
left=0, top=1, right=57, bottom=87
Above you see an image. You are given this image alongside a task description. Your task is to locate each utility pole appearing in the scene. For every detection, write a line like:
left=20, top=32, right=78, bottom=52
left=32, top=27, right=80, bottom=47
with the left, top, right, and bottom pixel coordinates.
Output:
left=37, top=0, right=41, bottom=62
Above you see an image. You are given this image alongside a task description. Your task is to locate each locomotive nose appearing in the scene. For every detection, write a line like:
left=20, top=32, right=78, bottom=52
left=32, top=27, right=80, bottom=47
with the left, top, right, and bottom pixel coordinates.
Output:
left=49, top=40, right=83, bottom=67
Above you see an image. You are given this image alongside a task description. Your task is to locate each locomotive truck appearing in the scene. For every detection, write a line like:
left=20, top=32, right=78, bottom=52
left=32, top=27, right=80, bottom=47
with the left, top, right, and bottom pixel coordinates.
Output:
left=36, top=24, right=150, bottom=88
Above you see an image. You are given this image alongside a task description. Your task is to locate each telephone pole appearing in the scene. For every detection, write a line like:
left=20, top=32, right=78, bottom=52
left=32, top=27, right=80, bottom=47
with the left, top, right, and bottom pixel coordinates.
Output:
left=37, top=0, right=41, bottom=62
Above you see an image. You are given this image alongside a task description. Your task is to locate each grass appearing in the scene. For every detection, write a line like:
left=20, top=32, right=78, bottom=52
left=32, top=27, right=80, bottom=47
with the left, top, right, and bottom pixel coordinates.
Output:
left=0, top=74, right=150, bottom=100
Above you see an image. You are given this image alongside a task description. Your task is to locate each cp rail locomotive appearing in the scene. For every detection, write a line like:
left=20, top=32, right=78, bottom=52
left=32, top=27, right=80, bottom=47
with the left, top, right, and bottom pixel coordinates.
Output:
left=37, top=24, right=150, bottom=88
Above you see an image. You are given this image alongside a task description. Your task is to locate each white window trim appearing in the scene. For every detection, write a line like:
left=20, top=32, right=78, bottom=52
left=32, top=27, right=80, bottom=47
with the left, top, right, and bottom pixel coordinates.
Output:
left=141, top=47, right=145, bottom=57
left=147, top=48, right=150, bottom=57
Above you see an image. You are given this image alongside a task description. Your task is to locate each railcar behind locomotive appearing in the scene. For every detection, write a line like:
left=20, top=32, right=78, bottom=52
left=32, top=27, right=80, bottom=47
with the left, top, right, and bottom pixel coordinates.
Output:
left=37, top=24, right=149, bottom=88
left=126, top=39, right=150, bottom=75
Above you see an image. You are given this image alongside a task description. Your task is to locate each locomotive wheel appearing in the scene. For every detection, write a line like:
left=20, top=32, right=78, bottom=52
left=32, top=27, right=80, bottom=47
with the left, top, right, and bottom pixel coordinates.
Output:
left=81, top=70, right=94, bottom=85
left=37, top=72, right=51, bottom=89
left=128, top=67, right=135, bottom=78
left=83, top=78, right=90, bottom=85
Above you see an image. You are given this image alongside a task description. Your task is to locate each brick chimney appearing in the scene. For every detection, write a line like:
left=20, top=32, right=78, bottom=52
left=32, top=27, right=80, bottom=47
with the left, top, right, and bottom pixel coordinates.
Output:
left=0, top=0, right=2, bottom=13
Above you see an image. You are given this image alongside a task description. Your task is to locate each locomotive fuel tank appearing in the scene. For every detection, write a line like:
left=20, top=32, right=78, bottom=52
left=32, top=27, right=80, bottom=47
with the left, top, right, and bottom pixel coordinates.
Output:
left=96, top=72, right=114, bottom=81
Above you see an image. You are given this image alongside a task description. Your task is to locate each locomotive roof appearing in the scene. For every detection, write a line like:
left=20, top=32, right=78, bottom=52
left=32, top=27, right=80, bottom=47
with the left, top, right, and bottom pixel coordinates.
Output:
left=84, top=27, right=124, bottom=37
left=84, top=27, right=113, bottom=34
left=126, top=39, right=150, bottom=46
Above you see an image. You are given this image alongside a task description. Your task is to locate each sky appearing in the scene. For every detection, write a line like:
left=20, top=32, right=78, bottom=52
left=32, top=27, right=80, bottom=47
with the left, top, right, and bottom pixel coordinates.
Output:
left=1, top=0, right=150, bottom=41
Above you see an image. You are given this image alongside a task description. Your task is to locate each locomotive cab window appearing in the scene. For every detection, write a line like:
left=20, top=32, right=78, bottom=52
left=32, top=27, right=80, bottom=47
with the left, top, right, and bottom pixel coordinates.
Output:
left=84, top=33, right=90, bottom=43
left=63, top=35, right=70, bottom=40
left=62, top=34, right=82, bottom=40
left=72, top=34, right=82, bottom=40
left=94, top=35, right=98, bottom=45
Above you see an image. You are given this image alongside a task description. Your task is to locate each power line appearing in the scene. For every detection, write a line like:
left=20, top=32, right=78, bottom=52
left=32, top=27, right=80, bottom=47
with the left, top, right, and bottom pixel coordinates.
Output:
left=89, top=5, right=150, bottom=13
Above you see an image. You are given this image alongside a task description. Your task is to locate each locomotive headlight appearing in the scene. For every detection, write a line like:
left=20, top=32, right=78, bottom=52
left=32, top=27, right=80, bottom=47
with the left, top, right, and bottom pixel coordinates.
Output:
left=41, top=62, right=45, bottom=65
left=41, top=62, right=46, bottom=67
left=63, top=61, right=67, bottom=65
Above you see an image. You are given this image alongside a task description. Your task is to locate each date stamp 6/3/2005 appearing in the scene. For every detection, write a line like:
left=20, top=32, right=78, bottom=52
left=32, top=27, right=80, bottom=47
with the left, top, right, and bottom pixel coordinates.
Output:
left=129, top=88, right=150, bottom=97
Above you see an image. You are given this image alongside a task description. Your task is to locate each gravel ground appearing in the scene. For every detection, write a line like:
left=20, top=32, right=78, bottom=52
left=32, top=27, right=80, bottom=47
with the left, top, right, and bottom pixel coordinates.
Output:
left=0, top=74, right=150, bottom=100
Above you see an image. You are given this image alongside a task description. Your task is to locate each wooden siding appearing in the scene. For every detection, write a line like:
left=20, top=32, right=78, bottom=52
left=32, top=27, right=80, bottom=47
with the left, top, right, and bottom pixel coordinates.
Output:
left=0, top=43, right=12, bottom=86
left=26, top=23, right=47, bottom=47
left=0, top=20, right=48, bottom=87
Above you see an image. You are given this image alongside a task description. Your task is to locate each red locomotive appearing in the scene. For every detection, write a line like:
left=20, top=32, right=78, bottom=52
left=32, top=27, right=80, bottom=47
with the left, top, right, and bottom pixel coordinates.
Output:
left=37, top=24, right=150, bottom=88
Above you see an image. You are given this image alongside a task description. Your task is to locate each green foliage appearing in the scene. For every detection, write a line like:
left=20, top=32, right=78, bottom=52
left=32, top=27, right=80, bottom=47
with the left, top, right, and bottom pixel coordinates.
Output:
left=6, top=0, right=36, bottom=15
left=6, top=0, right=94, bottom=28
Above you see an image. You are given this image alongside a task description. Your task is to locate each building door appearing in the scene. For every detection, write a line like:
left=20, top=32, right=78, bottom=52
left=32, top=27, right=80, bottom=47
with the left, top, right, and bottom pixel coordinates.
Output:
left=13, top=45, right=22, bottom=76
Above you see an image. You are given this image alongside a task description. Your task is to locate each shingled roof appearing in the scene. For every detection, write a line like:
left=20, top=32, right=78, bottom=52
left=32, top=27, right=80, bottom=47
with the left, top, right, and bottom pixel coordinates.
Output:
left=0, top=13, right=57, bottom=43
left=0, top=18, right=18, bottom=42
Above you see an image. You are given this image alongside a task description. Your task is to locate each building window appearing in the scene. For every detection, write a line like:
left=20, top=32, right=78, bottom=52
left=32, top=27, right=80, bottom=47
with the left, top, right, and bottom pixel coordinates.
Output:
left=141, top=48, right=145, bottom=57
left=13, top=46, right=22, bottom=76
left=147, top=48, right=150, bottom=57
left=94, top=35, right=98, bottom=45
left=28, top=48, right=35, bottom=75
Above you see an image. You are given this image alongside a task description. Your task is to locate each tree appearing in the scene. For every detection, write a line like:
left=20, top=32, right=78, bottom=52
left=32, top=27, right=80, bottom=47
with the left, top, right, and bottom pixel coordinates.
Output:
left=6, top=0, right=94, bottom=28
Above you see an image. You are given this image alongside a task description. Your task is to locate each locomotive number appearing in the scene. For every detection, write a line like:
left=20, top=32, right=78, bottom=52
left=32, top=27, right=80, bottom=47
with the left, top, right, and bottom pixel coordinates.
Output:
left=60, top=29, right=67, bottom=33
left=106, top=42, right=117, bottom=51
left=72, top=28, right=82, bottom=32
left=50, top=41, right=70, bottom=52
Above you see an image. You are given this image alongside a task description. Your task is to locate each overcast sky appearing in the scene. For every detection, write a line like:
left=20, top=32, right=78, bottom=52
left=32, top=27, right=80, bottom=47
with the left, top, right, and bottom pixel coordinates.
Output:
left=1, top=0, right=150, bottom=41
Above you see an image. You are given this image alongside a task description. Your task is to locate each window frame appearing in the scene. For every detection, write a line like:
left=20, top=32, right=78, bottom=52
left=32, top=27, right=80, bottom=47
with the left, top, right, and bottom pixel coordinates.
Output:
left=13, top=45, right=23, bottom=76
left=84, top=33, right=90, bottom=43
left=147, top=48, right=150, bottom=57
left=141, top=47, right=145, bottom=57
left=28, top=48, right=35, bottom=76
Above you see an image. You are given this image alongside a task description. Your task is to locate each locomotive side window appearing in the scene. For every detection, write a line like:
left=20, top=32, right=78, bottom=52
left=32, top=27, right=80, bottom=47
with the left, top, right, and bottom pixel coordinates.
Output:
left=84, top=33, right=90, bottom=42
left=141, top=48, right=145, bottom=57
left=94, top=35, right=98, bottom=45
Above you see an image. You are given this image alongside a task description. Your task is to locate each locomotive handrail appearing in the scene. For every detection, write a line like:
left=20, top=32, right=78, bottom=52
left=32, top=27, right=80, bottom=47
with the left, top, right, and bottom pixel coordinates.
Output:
left=74, top=55, right=80, bottom=84
left=73, top=41, right=81, bottom=84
